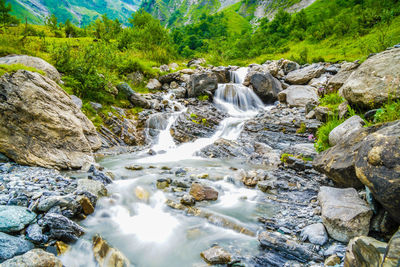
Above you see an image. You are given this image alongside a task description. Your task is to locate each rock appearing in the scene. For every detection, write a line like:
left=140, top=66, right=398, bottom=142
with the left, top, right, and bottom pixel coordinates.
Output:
left=159, top=65, right=169, bottom=72
left=354, top=120, right=400, bottom=223
left=125, top=165, right=143, bottom=171
left=92, top=235, right=130, bottom=267
left=247, top=72, right=282, bottom=103
left=328, top=115, right=365, bottom=146
left=187, top=58, right=206, bottom=67
left=280, top=59, right=300, bottom=75
left=116, top=83, right=151, bottom=109
left=212, top=67, right=230, bottom=83
left=344, top=236, right=387, bottom=267
left=55, top=240, right=69, bottom=255
left=158, top=72, right=181, bottom=84
left=0, top=205, right=36, bottom=232
left=258, top=231, right=323, bottom=262
left=90, top=102, right=102, bottom=111
left=318, top=186, right=372, bottom=242
left=156, top=179, right=169, bottom=190
left=314, top=106, right=332, bottom=122
left=0, top=232, right=34, bottom=263
left=170, top=87, right=186, bottom=99
left=77, top=196, right=95, bottom=215
left=26, top=223, right=48, bottom=243
left=313, top=126, right=369, bottom=188
left=146, top=78, right=162, bottom=90
left=280, top=85, right=319, bottom=107
left=77, top=179, right=107, bottom=198
left=126, top=71, right=144, bottom=84
left=327, top=62, right=359, bottom=91
left=308, top=74, right=331, bottom=88
left=134, top=186, right=150, bottom=202
left=180, top=194, right=195, bottom=206
left=189, top=183, right=218, bottom=201
left=200, top=246, right=231, bottom=265
left=364, top=109, right=379, bottom=121
left=0, top=70, right=101, bottom=169
left=88, top=166, right=113, bottom=185
left=285, top=64, right=325, bottom=85
left=0, top=248, right=62, bottom=266
left=383, top=227, right=400, bottom=266
left=42, top=213, right=85, bottom=243
left=300, top=223, right=328, bottom=245
left=340, top=48, right=400, bottom=108
left=169, top=63, right=179, bottom=70
left=338, top=101, right=349, bottom=119
left=70, top=95, right=83, bottom=109
left=187, top=72, right=218, bottom=98
left=324, top=254, right=341, bottom=266
left=0, top=55, right=61, bottom=82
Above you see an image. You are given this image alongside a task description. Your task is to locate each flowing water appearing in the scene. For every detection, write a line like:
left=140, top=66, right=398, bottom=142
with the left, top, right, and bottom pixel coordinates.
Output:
left=61, top=68, right=276, bottom=266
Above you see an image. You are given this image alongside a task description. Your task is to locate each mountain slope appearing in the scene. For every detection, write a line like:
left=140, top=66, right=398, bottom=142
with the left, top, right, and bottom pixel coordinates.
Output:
left=141, top=0, right=316, bottom=26
left=6, top=0, right=140, bottom=25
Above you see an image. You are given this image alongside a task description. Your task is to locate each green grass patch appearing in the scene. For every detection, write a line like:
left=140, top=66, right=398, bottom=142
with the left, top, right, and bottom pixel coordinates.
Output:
left=0, top=63, right=45, bottom=77
left=319, top=92, right=345, bottom=111
left=315, top=116, right=345, bottom=152
left=374, top=100, right=400, bottom=123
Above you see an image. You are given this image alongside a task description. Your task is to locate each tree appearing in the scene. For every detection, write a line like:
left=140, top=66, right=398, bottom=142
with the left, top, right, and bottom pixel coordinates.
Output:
left=45, top=14, right=58, bottom=31
left=0, top=0, right=19, bottom=27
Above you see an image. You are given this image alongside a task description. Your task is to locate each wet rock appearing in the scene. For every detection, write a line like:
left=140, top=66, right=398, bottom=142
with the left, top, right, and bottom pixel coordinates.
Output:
left=189, top=183, right=218, bottom=201
left=134, top=186, right=150, bottom=202
left=344, top=236, right=387, bottom=267
left=318, top=186, right=372, bottom=242
left=354, top=120, right=400, bottom=223
left=170, top=87, right=186, bottom=99
left=88, top=166, right=113, bottom=185
left=279, top=86, right=319, bottom=107
left=212, top=67, right=230, bottom=83
left=156, top=179, right=170, bottom=190
left=77, top=179, right=107, bottom=198
left=0, top=232, right=34, bottom=263
left=26, top=223, right=48, bottom=244
left=0, top=248, right=62, bottom=266
left=77, top=196, right=95, bottom=215
left=324, top=254, right=341, bottom=266
left=146, top=78, right=162, bottom=90
left=180, top=194, right=195, bottom=206
left=0, top=70, right=101, bottom=169
left=55, top=240, right=69, bottom=255
left=200, top=246, right=231, bottom=265
left=43, top=213, right=85, bottom=243
left=37, top=194, right=79, bottom=213
left=125, top=165, right=144, bottom=171
left=383, top=227, right=400, bottom=266
left=285, top=64, right=325, bottom=85
left=92, top=235, right=130, bottom=267
left=300, top=223, right=328, bottom=245
left=328, top=115, right=365, bottom=146
left=0, top=205, right=36, bottom=232
left=248, top=72, right=282, bottom=103
left=0, top=55, right=61, bottom=82
left=258, top=231, right=323, bottom=262
left=187, top=72, right=218, bottom=98
left=340, top=48, right=400, bottom=108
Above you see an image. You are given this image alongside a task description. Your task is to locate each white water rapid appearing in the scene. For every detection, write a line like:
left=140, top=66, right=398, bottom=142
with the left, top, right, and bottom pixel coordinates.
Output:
left=60, top=68, right=274, bottom=267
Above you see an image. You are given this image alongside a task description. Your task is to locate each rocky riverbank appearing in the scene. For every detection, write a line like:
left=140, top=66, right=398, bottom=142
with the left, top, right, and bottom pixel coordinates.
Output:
left=0, top=46, right=399, bottom=266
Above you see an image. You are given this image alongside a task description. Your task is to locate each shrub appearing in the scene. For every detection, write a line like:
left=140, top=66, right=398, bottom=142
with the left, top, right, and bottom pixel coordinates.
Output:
left=374, top=100, right=400, bottom=123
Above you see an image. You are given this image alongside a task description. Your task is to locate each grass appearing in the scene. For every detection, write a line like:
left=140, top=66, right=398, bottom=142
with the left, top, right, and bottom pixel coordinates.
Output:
left=315, top=116, right=345, bottom=152
left=0, top=63, right=45, bottom=77
left=319, top=92, right=345, bottom=111
left=374, top=100, right=400, bottom=123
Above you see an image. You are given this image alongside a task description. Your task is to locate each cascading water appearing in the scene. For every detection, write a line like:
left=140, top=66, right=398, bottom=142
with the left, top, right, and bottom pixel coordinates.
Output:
left=60, top=68, right=273, bottom=267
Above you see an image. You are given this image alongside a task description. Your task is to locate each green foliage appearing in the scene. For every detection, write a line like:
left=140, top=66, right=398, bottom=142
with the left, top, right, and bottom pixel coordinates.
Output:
left=0, top=0, right=19, bottom=27
left=0, top=63, right=45, bottom=76
left=319, top=92, right=345, bottom=111
left=296, top=122, right=306, bottom=134
left=197, top=95, right=209, bottom=101
left=280, top=153, right=313, bottom=163
left=315, top=116, right=345, bottom=152
left=374, top=100, right=400, bottom=123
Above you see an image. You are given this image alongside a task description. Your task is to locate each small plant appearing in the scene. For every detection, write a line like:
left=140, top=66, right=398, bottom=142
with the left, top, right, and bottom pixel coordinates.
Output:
left=314, top=116, right=345, bottom=152
left=319, top=92, right=344, bottom=110
left=198, top=95, right=209, bottom=101
left=190, top=113, right=198, bottom=118
left=374, top=100, right=400, bottom=123
left=296, top=122, right=306, bottom=134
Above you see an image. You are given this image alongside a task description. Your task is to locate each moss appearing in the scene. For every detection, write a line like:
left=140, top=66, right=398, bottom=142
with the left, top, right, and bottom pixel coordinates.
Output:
left=0, top=64, right=45, bottom=77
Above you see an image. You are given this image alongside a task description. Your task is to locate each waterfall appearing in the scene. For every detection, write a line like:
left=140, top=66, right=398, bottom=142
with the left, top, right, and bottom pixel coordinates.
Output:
left=229, top=67, right=248, bottom=84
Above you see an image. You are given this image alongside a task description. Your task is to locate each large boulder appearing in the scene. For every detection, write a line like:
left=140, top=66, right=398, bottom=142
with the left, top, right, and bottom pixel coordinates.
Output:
left=340, top=48, right=400, bottom=108
left=116, top=83, right=151, bottom=109
left=42, top=213, right=85, bottom=243
left=318, top=186, right=372, bottom=242
left=354, top=120, right=400, bottom=223
left=187, top=72, right=218, bottom=98
left=145, top=79, right=162, bottom=90
left=0, top=205, right=36, bottom=232
left=285, top=64, right=325, bottom=85
left=383, top=227, right=400, bottom=266
left=0, top=70, right=101, bottom=169
left=92, top=235, right=130, bottom=267
left=279, top=85, right=319, bottom=107
left=0, top=55, right=61, bottom=82
left=328, top=115, right=365, bottom=146
left=0, top=248, right=62, bottom=267
left=248, top=72, right=282, bottom=103
left=327, top=62, right=359, bottom=91
left=189, top=183, right=218, bottom=201
left=0, top=232, right=34, bottom=263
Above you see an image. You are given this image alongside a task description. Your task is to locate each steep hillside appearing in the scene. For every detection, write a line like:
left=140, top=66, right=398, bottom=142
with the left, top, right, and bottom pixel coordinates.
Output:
left=6, top=0, right=140, bottom=25
left=141, top=0, right=316, bottom=26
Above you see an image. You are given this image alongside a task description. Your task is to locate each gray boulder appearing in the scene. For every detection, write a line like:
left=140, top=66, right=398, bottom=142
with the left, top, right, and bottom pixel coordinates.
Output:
left=116, top=83, right=151, bottom=109
left=0, top=70, right=101, bottom=170
left=42, top=213, right=85, bottom=243
left=0, top=232, right=34, bottom=263
left=285, top=64, right=325, bottom=85
left=340, top=48, right=400, bottom=108
left=146, top=78, right=162, bottom=90
left=0, top=248, right=62, bottom=267
left=279, top=85, right=319, bottom=107
left=187, top=72, right=218, bottom=98
left=318, top=186, right=372, bottom=242
left=0, top=205, right=36, bottom=232
left=0, top=55, right=61, bottom=82
left=327, top=62, right=359, bottom=91
left=328, top=115, right=365, bottom=146
left=70, top=95, right=82, bottom=109
left=248, top=72, right=282, bottom=103
left=300, top=223, right=328, bottom=245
